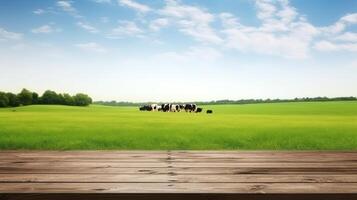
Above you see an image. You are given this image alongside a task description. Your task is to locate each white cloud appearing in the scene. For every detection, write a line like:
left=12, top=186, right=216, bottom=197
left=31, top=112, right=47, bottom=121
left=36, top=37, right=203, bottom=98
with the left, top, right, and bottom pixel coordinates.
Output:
left=118, top=0, right=151, bottom=13
left=93, top=0, right=111, bottom=3
left=107, top=21, right=143, bottom=38
left=56, top=1, right=82, bottom=18
left=76, top=22, right=99, bottom=33
left=277, top=0, right=297, bottom=24
left=149, top=18, right=169, bottom=31
left=219, top=0, right=319, bottom=59
left=315, top=13, right=357, bottom=53
left=334, top=32, right=357, bottom=42
left=322, top=13, right=357, bottom=34
left=50, top=0, right=357, bottom=59
left=31, top=25, right=60, bottom=34
left=57, top=1, right=75, bottom=12
left=33, top=9, right=45, bottom=15
left=255, top=0, right=277, bottom=21
left=220, top=13, right=240, bottom=28
left=341, top=13, right=357, bottom=24
left=0, top=27, right=23, bottom=41
left=75, top=42, right=107, bottom=53
left=159, top=0, right=222, bottom=44
left=314, top=40, right=357, bottom=52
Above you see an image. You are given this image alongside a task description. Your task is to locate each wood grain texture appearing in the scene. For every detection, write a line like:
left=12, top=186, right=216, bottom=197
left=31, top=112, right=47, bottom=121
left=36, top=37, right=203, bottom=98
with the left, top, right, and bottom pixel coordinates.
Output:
left=0, top=151, right=356, bottom=200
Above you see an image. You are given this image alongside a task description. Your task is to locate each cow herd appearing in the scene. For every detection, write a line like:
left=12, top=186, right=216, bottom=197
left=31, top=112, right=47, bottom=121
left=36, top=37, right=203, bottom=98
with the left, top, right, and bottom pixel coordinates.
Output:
left=139, top=103, right=212, bottom=114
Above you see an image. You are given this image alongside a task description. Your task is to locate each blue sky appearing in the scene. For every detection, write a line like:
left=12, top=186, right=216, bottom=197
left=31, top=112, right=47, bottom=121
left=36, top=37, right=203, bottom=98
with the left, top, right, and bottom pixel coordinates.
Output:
left=0, top=0, right=357, bottom=102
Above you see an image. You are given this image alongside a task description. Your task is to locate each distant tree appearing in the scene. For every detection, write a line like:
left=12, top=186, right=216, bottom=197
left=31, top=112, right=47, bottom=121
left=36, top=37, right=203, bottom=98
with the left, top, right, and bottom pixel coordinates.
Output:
left=17, top=88, right=33, bottom=105
left=73, top=93, right=92, bottom=106
left=63, top=93, right=75, bottom=105
left=40, top=90, right=60, bottom=104
left=6, top=92, right=19, bottom=107
left=0, top=92, right=9, bottom=107
left=32, top=92, right=39, bottom=104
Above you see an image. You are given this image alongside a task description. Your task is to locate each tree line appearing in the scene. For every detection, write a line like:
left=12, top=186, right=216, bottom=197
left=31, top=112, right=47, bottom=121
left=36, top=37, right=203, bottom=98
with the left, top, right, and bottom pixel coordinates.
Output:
left=0, top=89, right=92, bottom=107
left=95, top=96, right=357, bottom=107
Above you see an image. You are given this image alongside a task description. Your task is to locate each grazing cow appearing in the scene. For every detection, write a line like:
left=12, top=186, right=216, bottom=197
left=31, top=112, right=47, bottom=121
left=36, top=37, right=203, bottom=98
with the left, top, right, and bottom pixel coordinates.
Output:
left=176, top=104, right=180, bottom=112
left=206, top=110, right=213, bottom=114
left=184, top=104, right=197, bottom=112
left=151, top=104, right=158, bottom=111
left=179, top=104, right=185, bottom=110
left=170, top=104, right=181, bottom=112
left=139, top=105, right=152, bottom=111
left=140, top=103, right=201, bottom=113
left=161, top=104, right=170, bottom=112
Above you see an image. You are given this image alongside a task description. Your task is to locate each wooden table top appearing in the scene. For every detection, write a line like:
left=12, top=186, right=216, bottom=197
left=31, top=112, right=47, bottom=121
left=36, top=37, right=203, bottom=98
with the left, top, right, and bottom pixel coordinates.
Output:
left=0, top=151, right=357, bottom=200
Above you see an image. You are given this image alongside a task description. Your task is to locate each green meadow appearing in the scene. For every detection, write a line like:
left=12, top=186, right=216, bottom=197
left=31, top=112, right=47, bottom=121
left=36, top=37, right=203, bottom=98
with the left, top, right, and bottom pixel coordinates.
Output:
left=0, top=101, right=357, bottom=150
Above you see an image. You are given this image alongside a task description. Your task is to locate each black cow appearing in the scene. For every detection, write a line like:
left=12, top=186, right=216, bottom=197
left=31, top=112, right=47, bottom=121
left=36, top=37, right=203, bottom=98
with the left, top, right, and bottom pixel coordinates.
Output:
left=184, top=104, right=197, bottom=112
left=206, top=110, right=213, bottom=114
left=196, top=108, right=202, bottom=113
left=139, top=105, right=152, bottom=111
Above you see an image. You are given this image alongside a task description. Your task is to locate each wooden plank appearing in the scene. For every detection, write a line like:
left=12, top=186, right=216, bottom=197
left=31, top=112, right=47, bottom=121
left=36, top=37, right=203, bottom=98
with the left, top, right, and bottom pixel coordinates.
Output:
left=0, top=166, right=357, bottom=175
left=0, top=167, right=170, bottom=174
left=2, top=157, right=357, bottom=163
left=1, top=183, right=357, bottom=193
left=2, top=161, right=357, bottom=168
left=0, top=174, right=170, bottom=183
left=172, top=175, right=357, bottom=183
left=1, top=174, right=357, bottom=183
left=1, top=150, right=357, bottom=200
left=1, top=167, right=357, bottom=175
left=1, top=194, right=357, bottom=200
left=0, top=161, right=168, bottom=168
left=1, top=151, right=356, bottom=158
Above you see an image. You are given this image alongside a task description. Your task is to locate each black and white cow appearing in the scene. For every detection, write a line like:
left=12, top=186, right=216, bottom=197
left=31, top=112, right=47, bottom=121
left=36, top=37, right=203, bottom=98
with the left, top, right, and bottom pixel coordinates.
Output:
left=170, top=104, right=181, bottom=112
left=161, top=104, right=170, bottom=112
left=183, top=104, right=197, bottom=112
left=140, top=103, right=202, bottom=113
left=151, top=104, right=159, bottom=111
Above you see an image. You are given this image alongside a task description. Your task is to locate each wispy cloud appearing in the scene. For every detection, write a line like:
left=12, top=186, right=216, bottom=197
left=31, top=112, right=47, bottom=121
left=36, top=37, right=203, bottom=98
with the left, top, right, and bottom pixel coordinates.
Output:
left=322, top=13, right=357, bottom=34
left=334, top=32, right=357, bottom=42
left=0, top=27, right=23, bottom=41
left=76, top=22, right=99, bottom=33
left=314, top=40, right=357, bottom=52
left=93, top=0, right=111, bottom=3
left=219, top=0, right=319, bottom=59
left=314, top=13, right=357, bottom=53
left=57, top=1, right=75, bottom=12
left=118, top=0, right=151, bottom=13
left=107, top=20, right=143, bottom=38
left=33, top=9, right=45, bottom=15
left=31, top=25, right=60, bottom=34
left=149, top=18, right=169, bottom=31
left=159, top=0, right=222, bottom=44
left=75, top=42, right=107, bottom=53
left=56, top=1, right=82, bottom=18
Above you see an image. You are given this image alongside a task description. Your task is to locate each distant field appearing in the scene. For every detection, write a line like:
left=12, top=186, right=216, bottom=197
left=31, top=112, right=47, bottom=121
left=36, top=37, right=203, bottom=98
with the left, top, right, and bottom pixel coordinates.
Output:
left=0, top=102, right=357, bottom=150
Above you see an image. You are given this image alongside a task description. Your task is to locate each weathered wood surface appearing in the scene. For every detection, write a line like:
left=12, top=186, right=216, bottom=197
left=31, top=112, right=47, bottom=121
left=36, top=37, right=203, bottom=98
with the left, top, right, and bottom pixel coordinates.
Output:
left=0, top=151, right=357, bottom=200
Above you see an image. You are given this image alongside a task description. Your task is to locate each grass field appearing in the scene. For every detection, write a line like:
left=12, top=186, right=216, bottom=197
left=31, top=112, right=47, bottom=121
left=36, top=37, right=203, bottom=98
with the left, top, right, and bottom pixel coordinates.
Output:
left=1, top=102, right=357, bottom=150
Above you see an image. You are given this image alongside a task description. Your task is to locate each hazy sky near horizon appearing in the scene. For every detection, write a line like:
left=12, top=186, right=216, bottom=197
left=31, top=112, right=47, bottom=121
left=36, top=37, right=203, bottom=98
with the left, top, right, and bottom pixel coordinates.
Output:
left=1, top=0, right=357, bottom=102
